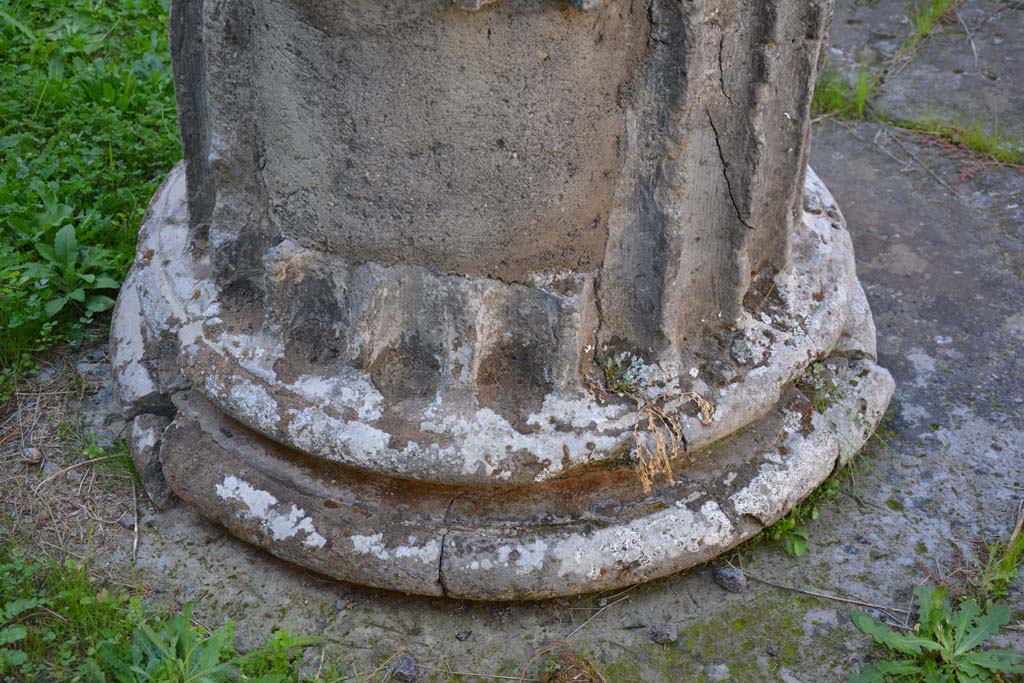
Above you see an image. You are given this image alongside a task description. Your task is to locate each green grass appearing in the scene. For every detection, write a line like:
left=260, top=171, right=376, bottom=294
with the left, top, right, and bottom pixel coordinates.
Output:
left=810, top=0, right=1024, bottom=166
left=893, top=117, right=1024, bottom=166
left=0, top=528, right=329, bottom=682
left=973, top=511, right=1024, bottom=601
left=907, top=0, right=960, bottom=51
left=0, top=0, right=180, bottom=389
left=812, top=66, right=877, bottom=120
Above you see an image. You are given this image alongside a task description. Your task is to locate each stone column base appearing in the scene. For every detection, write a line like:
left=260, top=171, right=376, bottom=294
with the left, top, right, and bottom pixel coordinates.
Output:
left=111, top=166, right=893, bottom=600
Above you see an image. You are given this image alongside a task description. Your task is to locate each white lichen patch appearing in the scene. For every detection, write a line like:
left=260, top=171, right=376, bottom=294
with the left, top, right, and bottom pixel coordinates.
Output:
left=547, top=500, right=733, bottom=580
left=730, top=409, right=837, bottom=525
left=215, top=476, right=326, bottom=548
left=228, top=380, right=281, bottom=432
left=420, top=405, right=626, bottom=481
left=286, top=407, right=391, bottom=465
left=130, top=417, right=160, bottom=451
left=287, top=371, right=384, bottom=421
left=217, top=332, right=282, bottom=383
left=349, top=533, right=441, bottom=564
left=110, top=277, right=160, bottom=402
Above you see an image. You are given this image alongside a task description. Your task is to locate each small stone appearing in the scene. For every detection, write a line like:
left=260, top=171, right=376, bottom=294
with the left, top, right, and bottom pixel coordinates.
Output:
left=730, top=338, right=752, bottom=365
left=649, top=622, right=678, bottom=644
left=455, top=630, right=471, bottom=641
left=391, top=654, right=418, bottom=682
left=713, top=566, right=748, bottom=593
left=334, top=598, right=348, bottom=611
left=705, top=663, right=730, bottom=681
left=118, top=512, right=137, bottom=529
left=766, top=645, right=779, bottom=657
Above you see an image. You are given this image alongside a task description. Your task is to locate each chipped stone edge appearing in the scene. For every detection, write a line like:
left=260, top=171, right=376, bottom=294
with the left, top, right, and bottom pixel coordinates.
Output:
left=158, top=352, right=893, bottom=600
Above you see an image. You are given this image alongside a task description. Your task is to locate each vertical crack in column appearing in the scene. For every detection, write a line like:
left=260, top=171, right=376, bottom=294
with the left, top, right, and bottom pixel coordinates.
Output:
left=716, top=34, right=734, bottom=106
left=705, top=107, right=754, bottom=231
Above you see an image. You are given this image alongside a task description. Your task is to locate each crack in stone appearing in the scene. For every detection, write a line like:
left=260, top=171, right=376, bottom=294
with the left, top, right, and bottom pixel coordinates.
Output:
left=705, top=107, right=755, bottom=231
left=716, top=34, right=734, bottom=106
left=437, top=491, right=467, bottom=596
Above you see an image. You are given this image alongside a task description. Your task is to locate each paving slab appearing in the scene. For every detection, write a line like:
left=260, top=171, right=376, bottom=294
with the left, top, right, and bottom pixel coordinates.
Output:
left=877, top=0, right=1024, bottom=140
left=828, top=0, right=914, bottom=78
left=3, top=119, right=1023, bottom=680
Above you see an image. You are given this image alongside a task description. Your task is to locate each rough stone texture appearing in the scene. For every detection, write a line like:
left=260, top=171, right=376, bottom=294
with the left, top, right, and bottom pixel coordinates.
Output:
left=110, top=0, right=894, bottom=599
left=172, top=0, right=832, bottom=367
left=391, top=654, right=419, bottom=682
left=649, top=622, right=678, bottom=645
left=116, top=164, right=871, bottom=486
left=877, top=0, right=1024, bottom=139
left=128, top=413, right=175, bottom=510
left=826, top=0, right=911, bottom=79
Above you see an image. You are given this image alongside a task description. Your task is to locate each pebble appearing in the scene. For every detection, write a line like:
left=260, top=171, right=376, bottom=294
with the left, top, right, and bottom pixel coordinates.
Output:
left=766, top=645, right=779, bottom=657
left=713, top=566, right=748, bottom=593
left=334, top=598, right=348, bottom=612
left=455, top=630, right=471, bottom=641
left=649, top=622, right=678, bottom=644
left=730, top=338, right=753, bottom=365
left=391, top=654, right=418, bottom=682
left=705, top=663, right=730, bottom=681
left=118, top=512, right=136, bottom=529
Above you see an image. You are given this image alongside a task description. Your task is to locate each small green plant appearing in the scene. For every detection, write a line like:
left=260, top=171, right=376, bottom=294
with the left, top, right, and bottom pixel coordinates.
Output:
left=601, top=353, right=639, bottom=393
left=765, top=510, right=813, bottom=558
left=908, top=0, right=959, bottom=46
left=32, top=224, right=120, bottom=318
left=798, top=360, right=843, bottom=414
left=0, top=528, right=322, bottom=681
left=974, top=508, right=1024, bottom=600
left=238, top=628, right=325, bottom=681
left=850, top=584, right=1024, bottom=683
left=812, top=66, right=877, bottom=120
left=758, top=472, right=843, bottom=557
left=87, top=603, right=237, bottom=683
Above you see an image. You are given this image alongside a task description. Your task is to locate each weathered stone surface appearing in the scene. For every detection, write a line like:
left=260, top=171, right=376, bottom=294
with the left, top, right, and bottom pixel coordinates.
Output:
left=118, top=164, right=867, bottom=487
left=827, top=0, right=911, bottom=79
left=876, top=0, right=1024, bottom=139
left=149, top=285, right=892, bottom=598
left=129, top=413, right=175, bottom=510
left=111, top=0, right=892, bottom=598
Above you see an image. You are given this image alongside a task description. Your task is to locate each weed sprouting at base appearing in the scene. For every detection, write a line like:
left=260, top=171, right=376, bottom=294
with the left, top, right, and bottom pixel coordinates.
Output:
left=850, top=584, right=1024, bottom=683
left=590, top=353, right=715, bottom=492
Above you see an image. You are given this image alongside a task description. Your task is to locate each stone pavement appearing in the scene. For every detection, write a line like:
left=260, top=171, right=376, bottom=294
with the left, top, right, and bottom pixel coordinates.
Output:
left=5, top=1, right=1023, bottom=680
left=830, top=0, right=1024, bottom=138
